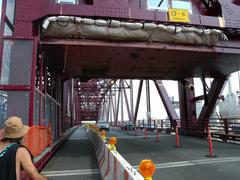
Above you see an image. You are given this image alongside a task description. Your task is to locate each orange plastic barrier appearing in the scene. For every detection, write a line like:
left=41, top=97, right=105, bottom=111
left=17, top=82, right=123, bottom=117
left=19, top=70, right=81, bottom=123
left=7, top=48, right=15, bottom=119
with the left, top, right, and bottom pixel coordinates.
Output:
left=0, top=129, right=3, bottom=140
left=23, top=125, right=52, bottom=157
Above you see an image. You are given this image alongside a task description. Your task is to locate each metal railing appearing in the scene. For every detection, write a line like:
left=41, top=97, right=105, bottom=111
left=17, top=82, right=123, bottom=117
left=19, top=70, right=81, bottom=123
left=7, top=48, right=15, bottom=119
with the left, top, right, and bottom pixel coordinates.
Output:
left=111, top=118, right=240, bottom=142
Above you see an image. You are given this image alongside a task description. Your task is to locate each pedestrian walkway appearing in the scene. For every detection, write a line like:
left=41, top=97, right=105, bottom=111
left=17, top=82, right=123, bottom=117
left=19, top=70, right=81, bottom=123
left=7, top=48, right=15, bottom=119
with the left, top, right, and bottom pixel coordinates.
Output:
left=42, top=127, right=101, bottom=180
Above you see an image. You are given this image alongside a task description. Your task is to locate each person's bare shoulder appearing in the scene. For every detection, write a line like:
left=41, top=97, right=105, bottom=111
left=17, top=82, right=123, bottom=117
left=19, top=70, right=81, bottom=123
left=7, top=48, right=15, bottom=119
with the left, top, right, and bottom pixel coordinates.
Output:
left=17, top=147, right=48, bottom=180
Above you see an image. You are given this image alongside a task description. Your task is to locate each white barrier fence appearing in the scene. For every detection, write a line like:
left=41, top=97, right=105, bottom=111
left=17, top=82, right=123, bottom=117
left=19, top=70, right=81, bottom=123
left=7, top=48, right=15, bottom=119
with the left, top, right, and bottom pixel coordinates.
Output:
left=86, top=128, right=144, bottom=180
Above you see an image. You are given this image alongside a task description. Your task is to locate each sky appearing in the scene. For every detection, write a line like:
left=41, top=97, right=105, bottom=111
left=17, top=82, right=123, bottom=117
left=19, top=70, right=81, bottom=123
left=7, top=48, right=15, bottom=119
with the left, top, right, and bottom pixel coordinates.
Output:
left=148, top=0, right=192, bottom=13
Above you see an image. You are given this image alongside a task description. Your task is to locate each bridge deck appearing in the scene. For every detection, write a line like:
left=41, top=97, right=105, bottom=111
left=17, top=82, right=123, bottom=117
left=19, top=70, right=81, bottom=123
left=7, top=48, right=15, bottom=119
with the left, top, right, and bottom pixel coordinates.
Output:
left=42, top=127, right=101, bottom=180
left=108, top=129, right=240, bottom=180
left=42, top=128, right=240, bottom=180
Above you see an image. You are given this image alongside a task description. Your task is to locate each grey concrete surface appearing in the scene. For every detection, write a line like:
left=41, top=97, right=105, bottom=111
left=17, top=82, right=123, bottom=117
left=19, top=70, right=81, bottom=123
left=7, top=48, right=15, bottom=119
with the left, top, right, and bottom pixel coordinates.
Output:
left=108, top=129, right=240, bottom=180
left=42, top=127, right=101, bottom=180
left=42, top=128, right=240, bottom=180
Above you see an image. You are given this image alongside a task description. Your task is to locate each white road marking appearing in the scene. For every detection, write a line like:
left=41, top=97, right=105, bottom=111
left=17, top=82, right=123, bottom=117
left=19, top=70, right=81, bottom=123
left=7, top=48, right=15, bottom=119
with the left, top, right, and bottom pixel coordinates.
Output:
left=133, top=156, right=240, bottom=169
left=42, top=169, right=100, bottom=177
left=42, top=157, right=240, bottom=177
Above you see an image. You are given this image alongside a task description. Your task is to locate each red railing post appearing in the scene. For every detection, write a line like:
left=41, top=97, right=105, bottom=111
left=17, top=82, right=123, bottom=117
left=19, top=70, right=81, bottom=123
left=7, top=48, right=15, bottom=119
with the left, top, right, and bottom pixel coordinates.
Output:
left=207, top=127, right=216, bottom=157
left=175, top=126, right=181, bottom=148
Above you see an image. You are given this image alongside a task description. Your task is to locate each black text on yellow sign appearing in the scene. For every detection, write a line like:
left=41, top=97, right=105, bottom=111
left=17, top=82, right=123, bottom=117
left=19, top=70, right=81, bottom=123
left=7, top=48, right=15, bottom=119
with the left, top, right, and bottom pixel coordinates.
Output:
left=168, top=8, right=190, bottom=23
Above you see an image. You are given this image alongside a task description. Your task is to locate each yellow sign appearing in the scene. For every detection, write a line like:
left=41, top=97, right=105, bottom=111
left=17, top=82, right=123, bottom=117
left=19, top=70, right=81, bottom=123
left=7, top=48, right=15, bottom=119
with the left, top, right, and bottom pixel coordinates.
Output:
left=168, top=8, right=190, bottom=23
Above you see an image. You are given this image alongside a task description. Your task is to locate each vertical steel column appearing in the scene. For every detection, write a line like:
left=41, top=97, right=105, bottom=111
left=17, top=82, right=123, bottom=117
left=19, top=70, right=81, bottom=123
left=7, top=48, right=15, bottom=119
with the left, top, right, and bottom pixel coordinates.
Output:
left=134, top=80, right=143, bottom=124
left=58, top=79, right=63, bottom=136
left=121, top=80, right=124, bottom=122
left=29, top=37, right=38, bottom=126
left=115, top=84, right=121, bottom=125
left=178, top=78, right=196, bottom=130
left=109, top=89, right=115, bottom=125
left=0, top=0, right=7, bottom=76
left=146, top=80, right=151, bottom=128
left=201, top=73, right=209, bottom=105
left=109, top=94, right=112, bottom=124
left=106, top=93, right=111, bottom=123
left=38, top=52, right=44, bottom=125
left=101, top=99, right=105, bottom=120
left=104, top=101, right=106, bottom=121
left=99, top=106, right=102, bottom=121
left=75, top=91, right=78, bottom=124
left=71, top=79, right=75, bottom=126
left=123, top=81, right=133, bottom=122
left=111, top=91, right=116, bottom=125
left=130, top=80, right=134, bottom=119
left=114, top=87, right=117, bottom=124
left=103, top=98, right=107, bottom=121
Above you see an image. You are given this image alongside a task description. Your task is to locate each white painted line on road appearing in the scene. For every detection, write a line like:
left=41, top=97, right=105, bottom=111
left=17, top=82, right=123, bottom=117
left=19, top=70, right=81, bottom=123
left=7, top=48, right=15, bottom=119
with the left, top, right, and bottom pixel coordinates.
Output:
left=42, top=169, right=100, bottom=177
left=133, top=157, right=240, bottom=169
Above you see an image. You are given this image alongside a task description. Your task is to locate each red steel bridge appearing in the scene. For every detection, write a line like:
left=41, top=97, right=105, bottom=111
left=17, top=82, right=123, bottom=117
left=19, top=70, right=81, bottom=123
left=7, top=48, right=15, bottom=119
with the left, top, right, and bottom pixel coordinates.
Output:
left=1, top=0, right=240, bottom=178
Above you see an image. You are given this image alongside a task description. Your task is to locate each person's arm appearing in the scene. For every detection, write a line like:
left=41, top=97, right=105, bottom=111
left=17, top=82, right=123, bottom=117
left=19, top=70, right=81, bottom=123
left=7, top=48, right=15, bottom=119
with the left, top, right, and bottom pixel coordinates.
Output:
left=16, top=147, right=48, bottom=180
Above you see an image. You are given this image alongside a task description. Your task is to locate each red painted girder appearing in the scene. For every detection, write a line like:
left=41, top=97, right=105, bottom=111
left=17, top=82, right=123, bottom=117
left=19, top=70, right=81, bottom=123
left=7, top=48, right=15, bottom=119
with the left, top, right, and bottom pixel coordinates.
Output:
left=154, top=80, right=179, bottom=126
left=40, top=38, right=221, bottom=53
left=198, top=76, right=228, bottom=128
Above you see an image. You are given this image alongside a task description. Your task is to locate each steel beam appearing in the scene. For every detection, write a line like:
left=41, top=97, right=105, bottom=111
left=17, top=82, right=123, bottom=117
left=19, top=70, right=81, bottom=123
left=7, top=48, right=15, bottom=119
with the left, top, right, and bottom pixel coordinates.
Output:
left=0, top=0, right=6, bottom=75
left=146, top=80, right=151, bottom=128
left=107, top=94, right=111, bottom=123
left=29, top=37, right=38, bottom=126
left=40, top=38, right=219, bottom=53
left=130, top=80, right=134, bottom=119
left=154, top=80, right=179, bottom=128
left=178, top=78, right=196, bottom=129
left=134, top=80, right=143, bottom=124
left=122, top=80, right=133, bottom=122
left=39, top=52, right=44, bottom=125
left=115, top=84, right=121, bottom=125
left=121, top=80, right=124, bottom=122
left=198, top=76, right=228, bottom=129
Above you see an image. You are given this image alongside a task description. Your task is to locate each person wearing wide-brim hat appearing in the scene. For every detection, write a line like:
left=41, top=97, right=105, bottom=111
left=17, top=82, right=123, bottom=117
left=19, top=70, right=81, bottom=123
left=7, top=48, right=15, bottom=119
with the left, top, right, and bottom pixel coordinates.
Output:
left=0, top=116, right=47, bottom=180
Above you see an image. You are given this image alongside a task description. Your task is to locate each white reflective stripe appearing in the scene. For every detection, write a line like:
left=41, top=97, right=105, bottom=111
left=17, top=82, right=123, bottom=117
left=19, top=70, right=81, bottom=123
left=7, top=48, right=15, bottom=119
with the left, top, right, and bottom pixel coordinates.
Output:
left=100, top=147, right=108, bottom=176
left=86, top=128, right=143, bottom=180
left=133, top=156, right=240, bottom=169
left=105, top=152, right=115, bottom=180
left=95, top=139, right=101, bottom=156
left=97, top=142, right=105, bottom=162
left=118, top=159, right=125, bottom=180
left=42, top=169, right=100, bottom=177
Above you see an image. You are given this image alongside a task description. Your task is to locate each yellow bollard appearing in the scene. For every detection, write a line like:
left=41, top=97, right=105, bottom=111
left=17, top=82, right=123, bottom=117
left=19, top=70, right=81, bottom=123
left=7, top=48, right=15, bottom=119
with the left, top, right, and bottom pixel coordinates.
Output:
left=101, top=130, right=107, bottom=141
left=108, top=136, right=117, bottom=151
left=139, top=159, right=156, bottom=180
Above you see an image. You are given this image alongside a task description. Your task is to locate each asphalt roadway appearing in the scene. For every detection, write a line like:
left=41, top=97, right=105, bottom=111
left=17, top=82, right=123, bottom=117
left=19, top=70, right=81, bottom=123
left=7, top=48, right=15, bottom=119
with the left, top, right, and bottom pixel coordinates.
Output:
left=109, top=129, right=240, bottom=180
left=42, top=127, right=101, bottom=180
left=42, top=127, right=240, bottom=180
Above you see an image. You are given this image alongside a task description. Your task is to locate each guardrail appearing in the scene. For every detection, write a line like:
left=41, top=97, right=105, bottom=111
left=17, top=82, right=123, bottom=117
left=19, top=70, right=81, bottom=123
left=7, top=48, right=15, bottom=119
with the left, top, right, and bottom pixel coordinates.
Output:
left=111, top=118, right=240, bottom=142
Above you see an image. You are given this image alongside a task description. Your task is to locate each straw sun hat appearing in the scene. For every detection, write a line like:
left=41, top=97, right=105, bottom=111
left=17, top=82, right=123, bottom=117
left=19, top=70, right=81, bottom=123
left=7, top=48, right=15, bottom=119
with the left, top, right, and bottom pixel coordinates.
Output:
left=3, top=116, right=30, bottom=139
